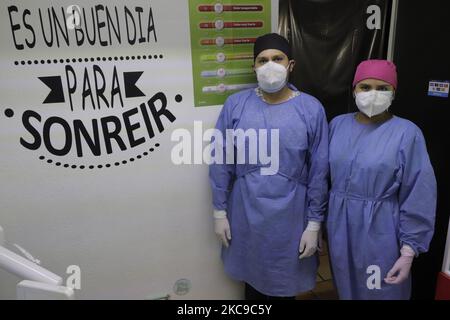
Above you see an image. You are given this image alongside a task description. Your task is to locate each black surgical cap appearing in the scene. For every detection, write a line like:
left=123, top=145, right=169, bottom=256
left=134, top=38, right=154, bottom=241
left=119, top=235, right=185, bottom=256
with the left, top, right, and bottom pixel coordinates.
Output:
left=253, top=33, right=292, bottom=61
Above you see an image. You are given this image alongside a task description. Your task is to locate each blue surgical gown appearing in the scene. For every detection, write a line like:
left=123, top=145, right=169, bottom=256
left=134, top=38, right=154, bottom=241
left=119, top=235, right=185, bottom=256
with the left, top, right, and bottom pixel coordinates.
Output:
left=209, top=84, right=329, bottom=296
left=327, top=113, right=436, bottom=300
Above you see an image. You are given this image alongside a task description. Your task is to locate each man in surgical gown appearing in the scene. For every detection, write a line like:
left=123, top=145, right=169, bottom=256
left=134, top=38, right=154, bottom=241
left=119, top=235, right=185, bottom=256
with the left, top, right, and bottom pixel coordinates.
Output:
left=209, top=33, right=329, bottom=299
left=327, top=59, right=437, bottom=299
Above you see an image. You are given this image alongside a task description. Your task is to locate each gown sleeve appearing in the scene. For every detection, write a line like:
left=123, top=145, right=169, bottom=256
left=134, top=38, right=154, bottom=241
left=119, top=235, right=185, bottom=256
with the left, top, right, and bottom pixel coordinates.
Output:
left=209, top=97, right=236, bottom=211
left=398, top=127, right=437, bottom=255
left=306, top=102, right=330, bottom=223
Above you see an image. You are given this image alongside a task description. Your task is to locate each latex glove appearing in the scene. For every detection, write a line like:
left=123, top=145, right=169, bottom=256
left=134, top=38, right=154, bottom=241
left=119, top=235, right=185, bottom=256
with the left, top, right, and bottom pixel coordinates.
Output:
left=214, top=210, right=231, bottom=248
left=299, top=221, right=321, bottom=259
left=384, top=245, right=415, bottom=284
left=317, top=229, right=323, bottom=253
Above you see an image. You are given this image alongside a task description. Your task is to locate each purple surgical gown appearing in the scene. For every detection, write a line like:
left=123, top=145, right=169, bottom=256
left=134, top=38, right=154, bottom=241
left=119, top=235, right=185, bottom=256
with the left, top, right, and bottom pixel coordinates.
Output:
left=209, top=85, right=329, bottom=296
left=327, top=113, right=436, bottom=300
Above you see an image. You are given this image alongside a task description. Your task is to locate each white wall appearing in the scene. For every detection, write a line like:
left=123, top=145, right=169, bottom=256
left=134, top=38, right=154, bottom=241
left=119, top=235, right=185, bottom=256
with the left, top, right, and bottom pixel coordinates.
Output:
left=0, top=0, right=277, bottom=299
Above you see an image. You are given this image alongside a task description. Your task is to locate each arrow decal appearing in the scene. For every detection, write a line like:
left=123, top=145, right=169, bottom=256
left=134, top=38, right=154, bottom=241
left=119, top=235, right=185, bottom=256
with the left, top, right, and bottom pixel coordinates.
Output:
left=123, top=71, right=146, bottom=98
left=39, top=76, right=65, bottom=104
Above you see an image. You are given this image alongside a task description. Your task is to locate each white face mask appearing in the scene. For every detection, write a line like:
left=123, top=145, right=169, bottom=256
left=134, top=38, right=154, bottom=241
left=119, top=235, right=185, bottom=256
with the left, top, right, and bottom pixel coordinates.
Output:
left=355, top=90, right=394, bottom=117
left=255, top=61, right=289, bottom=93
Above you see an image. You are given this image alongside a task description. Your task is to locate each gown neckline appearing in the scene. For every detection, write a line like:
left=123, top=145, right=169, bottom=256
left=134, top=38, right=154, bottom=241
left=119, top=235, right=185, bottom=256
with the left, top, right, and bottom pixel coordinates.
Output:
left=351, top=112, right=396, bottom=128
left=254, top=83, right=301, bottom=106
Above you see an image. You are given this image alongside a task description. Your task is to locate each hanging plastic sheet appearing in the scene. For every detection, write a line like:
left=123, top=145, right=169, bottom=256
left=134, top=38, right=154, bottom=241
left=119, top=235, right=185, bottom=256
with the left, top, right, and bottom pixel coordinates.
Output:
left=278, top=0, right=391, bottom=120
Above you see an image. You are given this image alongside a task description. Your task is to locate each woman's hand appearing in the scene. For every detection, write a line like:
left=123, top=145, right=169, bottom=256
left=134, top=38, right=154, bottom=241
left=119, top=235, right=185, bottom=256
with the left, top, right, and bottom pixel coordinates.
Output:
left=384, top=245, right=415, bottom=284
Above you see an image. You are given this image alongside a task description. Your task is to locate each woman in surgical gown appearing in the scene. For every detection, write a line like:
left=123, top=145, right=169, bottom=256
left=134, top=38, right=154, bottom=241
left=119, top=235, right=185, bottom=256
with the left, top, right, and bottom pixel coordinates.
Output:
left=327, top=59, right=437, bottom=300
left=209, top=33, right=329, bottom=299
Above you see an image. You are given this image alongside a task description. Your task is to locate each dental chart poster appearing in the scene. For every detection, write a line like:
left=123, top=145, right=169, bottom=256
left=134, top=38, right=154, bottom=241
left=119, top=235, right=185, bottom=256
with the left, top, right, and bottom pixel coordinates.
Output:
left=189, top=0, right=272, bottom=107
left=0, top=1, right=277, bottom=299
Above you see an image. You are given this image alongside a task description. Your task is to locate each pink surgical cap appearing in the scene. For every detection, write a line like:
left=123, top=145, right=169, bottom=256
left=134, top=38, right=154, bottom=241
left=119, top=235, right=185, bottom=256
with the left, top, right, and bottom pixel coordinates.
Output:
left=352, top=59, right=398, bottom=89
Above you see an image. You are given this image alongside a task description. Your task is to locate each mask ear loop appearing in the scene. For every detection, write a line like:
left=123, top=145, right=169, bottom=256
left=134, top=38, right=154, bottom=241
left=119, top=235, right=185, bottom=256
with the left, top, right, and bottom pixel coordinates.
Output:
left=388, top=89, right=396, bottom=113
left=288, top=60, right=293, bottom=72
left=286, top=60, right=293, bottom=86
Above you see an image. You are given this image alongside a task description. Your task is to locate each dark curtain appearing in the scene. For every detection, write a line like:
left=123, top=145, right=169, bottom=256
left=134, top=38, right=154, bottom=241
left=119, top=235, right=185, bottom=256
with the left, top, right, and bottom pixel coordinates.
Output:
left=393, top=0, right=450, bottom=299
left=278, top=0, right=450, bottom=300
left=278, top=0, right=392, bottom=121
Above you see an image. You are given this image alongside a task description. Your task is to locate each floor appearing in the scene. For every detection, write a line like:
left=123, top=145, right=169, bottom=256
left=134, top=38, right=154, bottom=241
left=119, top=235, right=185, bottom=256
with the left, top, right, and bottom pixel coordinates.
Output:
left=296, top=241, right=339, bottom=300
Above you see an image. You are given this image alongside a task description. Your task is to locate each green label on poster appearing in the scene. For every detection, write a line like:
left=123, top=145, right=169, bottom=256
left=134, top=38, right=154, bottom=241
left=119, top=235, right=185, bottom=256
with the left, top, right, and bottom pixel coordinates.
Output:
left=189, top=0, right=271, bottom=107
